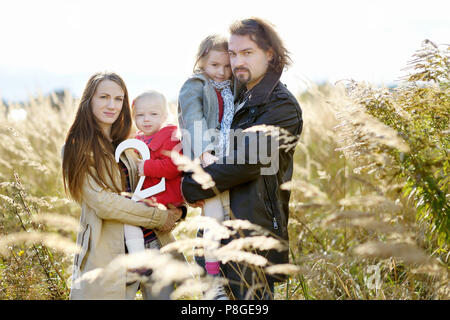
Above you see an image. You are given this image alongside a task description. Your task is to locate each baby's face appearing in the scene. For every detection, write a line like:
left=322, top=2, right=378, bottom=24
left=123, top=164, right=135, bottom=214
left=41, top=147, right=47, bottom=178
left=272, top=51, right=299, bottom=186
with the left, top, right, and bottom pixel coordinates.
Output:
left=134, top=96, right=166, bottom=136
left=203, top=50, right=232, bottom=83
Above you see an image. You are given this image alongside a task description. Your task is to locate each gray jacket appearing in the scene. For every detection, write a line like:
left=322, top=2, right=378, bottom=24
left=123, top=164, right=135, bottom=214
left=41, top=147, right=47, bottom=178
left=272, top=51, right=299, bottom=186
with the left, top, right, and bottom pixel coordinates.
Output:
left=177, top=73, right=221, bottom=160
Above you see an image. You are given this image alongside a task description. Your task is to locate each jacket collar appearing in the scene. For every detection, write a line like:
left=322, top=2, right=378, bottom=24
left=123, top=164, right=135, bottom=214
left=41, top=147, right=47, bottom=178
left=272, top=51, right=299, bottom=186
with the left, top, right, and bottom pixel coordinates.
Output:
left=234, top=71, right=282, bottom=107
left=190, top=72, right=208, bottom=82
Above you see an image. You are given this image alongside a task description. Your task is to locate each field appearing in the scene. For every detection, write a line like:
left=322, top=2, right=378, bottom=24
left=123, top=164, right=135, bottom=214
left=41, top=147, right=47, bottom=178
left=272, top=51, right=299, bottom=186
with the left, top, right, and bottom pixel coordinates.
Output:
left=0, top=40, right=448, bottom=300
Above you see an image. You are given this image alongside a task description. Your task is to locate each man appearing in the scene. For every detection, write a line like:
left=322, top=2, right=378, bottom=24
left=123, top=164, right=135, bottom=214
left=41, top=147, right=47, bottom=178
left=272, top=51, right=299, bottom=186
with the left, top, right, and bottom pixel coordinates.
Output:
left=181, top=18, right=303, bottom=299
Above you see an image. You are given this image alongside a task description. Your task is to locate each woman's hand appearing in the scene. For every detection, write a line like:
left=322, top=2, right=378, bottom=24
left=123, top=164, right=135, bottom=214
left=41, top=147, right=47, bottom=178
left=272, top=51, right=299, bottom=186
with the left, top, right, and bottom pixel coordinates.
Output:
left=157, top=205, right=182, bottom=232
left=167, top=204, right=182, bottom=221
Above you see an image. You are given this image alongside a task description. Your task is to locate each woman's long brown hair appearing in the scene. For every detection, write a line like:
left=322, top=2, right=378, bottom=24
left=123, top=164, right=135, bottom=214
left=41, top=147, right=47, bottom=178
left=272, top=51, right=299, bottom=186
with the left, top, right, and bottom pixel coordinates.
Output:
left=62, top=72, right=132, bottom=203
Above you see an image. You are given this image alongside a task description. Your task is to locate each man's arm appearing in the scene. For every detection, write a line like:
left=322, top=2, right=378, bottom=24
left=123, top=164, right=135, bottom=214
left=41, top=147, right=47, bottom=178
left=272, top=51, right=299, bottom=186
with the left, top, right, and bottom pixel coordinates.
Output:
left=182, top=99, right=302, bottom=202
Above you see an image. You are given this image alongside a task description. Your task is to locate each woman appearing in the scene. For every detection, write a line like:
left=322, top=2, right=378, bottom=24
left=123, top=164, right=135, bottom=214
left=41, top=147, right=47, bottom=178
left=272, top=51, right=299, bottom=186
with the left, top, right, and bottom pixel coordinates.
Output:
left=62, top=72, right=182, bottom=299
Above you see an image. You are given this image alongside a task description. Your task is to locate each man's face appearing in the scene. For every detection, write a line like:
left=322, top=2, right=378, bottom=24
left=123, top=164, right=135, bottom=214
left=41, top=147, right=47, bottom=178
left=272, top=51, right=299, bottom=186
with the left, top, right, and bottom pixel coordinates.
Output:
left=228, top=34, right=273, bottom=91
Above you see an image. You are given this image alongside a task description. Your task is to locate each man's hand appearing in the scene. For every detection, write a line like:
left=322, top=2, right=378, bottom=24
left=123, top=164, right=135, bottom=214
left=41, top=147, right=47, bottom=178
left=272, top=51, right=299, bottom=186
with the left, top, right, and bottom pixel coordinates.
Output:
left=189, top=200, right=205, bottom=208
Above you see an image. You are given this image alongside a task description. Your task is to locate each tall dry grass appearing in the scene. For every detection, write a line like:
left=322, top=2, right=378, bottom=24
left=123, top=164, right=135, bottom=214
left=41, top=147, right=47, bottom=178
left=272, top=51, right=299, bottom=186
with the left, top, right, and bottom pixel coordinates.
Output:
left=283, top=82, right=448, bottom=300
left=0, top=92, right=78, bottom=299
left=283, top=40, right=448, bottom=300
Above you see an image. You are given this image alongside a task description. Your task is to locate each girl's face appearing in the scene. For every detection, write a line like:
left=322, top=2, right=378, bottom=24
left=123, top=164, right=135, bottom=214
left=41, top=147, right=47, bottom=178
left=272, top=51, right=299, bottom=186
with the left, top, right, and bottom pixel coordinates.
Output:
left=203, top=50, right=232, bottom=82
left=91, top=80, right=124, bottom=137
left=134, top=96, right=167, bottom=136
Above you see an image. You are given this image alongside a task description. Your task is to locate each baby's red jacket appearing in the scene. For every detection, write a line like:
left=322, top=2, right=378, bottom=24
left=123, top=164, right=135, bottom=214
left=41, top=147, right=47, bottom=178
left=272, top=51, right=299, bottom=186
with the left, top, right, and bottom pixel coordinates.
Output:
left=136, top=125, right=184, bottom=207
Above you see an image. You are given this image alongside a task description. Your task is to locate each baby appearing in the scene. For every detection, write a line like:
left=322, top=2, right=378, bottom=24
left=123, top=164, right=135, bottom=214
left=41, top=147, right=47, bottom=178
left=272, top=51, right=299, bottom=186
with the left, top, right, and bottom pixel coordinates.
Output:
left=124, top=90, right=185, bottom=255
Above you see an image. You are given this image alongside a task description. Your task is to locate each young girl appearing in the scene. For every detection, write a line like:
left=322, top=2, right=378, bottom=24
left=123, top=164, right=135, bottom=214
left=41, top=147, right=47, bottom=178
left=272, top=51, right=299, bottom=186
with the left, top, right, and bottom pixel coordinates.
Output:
left=178, top=34, right=234, bottom=299
left=124, top=90, right=185, bottom=256
left=62, top=72, right=181, bottom=300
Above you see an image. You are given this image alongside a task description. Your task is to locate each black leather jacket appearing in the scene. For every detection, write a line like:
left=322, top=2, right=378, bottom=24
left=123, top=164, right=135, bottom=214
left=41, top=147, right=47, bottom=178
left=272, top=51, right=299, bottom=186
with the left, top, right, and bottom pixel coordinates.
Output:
left=182, top=71, right=303, bottom=269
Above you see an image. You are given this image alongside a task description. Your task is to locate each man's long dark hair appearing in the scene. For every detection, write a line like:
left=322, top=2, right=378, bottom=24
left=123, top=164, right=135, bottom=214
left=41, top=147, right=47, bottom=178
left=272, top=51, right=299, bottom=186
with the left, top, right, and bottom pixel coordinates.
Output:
left=229, top=17, right=292, bottom=73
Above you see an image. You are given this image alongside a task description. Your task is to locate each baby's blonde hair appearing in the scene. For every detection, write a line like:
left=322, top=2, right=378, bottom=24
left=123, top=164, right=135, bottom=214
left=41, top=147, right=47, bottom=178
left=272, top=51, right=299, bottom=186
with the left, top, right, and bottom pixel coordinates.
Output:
left=193, top=34, right=229, bottom=73
left=132, top=90, right=168, bottom=120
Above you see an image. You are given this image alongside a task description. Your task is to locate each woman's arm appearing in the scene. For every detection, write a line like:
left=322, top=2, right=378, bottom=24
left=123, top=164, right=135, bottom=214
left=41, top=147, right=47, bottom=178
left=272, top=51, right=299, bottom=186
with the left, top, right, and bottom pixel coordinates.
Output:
left=81, top=173, right=169, bottom=229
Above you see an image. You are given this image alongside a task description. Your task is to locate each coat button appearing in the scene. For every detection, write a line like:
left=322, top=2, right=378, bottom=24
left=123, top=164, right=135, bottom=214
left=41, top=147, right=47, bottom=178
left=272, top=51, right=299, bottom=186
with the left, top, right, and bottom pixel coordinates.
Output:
left=250, top=109, right=255, bottom=114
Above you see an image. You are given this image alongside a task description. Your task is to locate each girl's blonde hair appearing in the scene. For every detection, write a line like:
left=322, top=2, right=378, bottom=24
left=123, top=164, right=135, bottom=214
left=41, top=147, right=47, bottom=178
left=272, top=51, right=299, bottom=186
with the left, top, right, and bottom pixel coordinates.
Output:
left=193, top=34, right=228, bottom=73
left=131, top=90, right=168, bottom=120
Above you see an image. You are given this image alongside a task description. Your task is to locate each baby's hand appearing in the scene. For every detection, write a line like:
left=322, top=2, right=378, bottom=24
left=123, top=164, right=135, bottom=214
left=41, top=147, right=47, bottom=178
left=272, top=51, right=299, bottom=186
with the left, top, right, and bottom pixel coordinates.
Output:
left=137, top=159, right=145, bottom=176
left=200, top=151, right=219, bottom=167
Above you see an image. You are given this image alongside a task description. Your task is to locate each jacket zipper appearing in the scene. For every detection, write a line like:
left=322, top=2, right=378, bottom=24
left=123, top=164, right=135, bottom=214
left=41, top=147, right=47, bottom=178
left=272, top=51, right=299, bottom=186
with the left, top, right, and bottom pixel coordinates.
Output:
left=263, top=176, right=279, bottom=230
left=272, top=216, right=279, bottom=230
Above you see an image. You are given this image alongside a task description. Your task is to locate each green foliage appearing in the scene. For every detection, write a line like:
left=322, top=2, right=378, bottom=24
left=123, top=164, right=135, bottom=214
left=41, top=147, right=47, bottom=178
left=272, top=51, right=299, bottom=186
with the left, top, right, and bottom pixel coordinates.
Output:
left=284, top=40, right=448, bottom=300
left=347, top=40, right=449, bottom=246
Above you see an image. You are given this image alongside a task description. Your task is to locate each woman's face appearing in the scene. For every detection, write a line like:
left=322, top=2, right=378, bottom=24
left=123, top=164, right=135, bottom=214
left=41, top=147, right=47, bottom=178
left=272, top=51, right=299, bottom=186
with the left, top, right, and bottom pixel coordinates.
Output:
left=91, top=80, right=124, bottom=137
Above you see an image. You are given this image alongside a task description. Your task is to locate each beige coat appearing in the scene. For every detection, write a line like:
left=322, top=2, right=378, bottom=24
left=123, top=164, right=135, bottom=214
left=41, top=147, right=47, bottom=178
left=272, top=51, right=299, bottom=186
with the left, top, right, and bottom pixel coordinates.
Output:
left=69, top=149, right=175, bottom=300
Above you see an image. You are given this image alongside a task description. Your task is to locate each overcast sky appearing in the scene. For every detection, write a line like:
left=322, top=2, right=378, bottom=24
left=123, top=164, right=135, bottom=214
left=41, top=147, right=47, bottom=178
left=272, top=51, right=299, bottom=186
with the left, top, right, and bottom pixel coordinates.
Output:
left=0, top=0, right=448, bottom=102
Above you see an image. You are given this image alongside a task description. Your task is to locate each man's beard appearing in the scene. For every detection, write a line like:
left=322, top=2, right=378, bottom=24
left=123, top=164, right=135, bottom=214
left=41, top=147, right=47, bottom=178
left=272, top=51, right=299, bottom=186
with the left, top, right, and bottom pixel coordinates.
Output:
left=233, top=67, right=251, bottom=84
